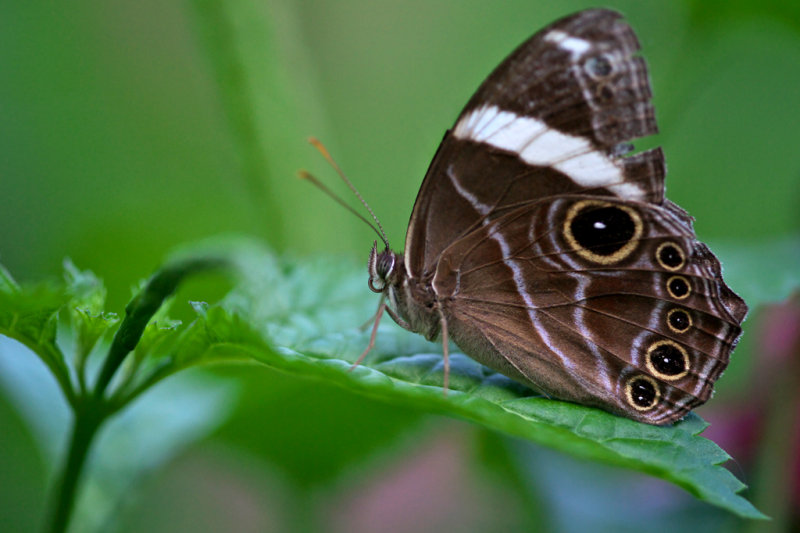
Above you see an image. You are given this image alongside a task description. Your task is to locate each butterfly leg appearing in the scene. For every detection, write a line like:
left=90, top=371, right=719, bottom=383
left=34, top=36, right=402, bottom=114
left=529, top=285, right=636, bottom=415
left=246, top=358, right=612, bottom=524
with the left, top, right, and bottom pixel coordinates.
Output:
left=440, top=311, right=450, bottom=395
left=385, top=308, right=411, bottom=330
left=359, top=296, right=410, bottom=331
left=358, top=297, right=385, bottom=331
left=349, top=299, right=386, bottom=371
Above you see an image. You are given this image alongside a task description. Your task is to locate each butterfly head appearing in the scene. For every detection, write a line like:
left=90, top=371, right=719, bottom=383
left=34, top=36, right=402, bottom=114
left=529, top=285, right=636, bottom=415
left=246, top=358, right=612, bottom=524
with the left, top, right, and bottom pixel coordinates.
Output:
left=367, top=241, right=400, bottom=293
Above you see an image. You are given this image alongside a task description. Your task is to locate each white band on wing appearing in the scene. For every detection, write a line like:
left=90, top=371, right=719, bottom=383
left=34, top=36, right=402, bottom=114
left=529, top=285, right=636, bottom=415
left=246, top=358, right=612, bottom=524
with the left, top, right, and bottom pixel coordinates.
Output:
left=543, top=29, right=592, bottom=57
left=453, top=105, right=643, bottom=200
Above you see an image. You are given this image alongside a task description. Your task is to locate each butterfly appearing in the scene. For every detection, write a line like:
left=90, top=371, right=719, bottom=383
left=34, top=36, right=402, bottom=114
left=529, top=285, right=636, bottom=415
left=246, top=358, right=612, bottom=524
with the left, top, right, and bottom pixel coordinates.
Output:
left=345, top=9, right=747, bottom=425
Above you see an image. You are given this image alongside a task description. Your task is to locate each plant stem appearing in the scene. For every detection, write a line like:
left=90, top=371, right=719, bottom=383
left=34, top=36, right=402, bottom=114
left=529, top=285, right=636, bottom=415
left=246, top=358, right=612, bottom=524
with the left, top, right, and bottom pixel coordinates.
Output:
left=93, top=257, right=225, bottom=398
left=45, top=255, right=226, bottom=532
left=189, top=0, right=281, bottom=239
left=44, top=401, right=105, bottom=533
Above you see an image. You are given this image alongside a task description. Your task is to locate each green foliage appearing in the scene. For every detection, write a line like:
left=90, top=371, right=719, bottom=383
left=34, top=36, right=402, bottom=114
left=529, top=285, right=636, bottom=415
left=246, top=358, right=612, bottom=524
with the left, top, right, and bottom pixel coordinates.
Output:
left=2, top=0, right=799, bottom=531
left=6, top=235, right=798, bottom=527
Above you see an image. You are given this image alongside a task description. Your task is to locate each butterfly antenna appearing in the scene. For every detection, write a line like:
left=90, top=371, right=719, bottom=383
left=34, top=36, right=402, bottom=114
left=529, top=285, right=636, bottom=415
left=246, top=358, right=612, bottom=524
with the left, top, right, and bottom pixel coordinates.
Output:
left=298, top=170, right=389, bottom=248
left=307, top=137, right=390, bottom=248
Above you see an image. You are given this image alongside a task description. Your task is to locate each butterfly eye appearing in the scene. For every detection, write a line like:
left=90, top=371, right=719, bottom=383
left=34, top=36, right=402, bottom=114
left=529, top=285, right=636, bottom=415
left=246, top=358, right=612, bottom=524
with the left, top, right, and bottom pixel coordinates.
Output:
left=625, top=375, right=660, bottom=411
left=646, top=340, right=690, bottom=380
left=563, top=200, right=643, bottom=264
left=376, top=253, right=395, bottom=279
left=666, top=275, right=691, bottom=300
left=667, top=308, right=692, bottom=333
left=367, top=246, right=394, bottom=292
left=656, top=242, right=686, bottom=271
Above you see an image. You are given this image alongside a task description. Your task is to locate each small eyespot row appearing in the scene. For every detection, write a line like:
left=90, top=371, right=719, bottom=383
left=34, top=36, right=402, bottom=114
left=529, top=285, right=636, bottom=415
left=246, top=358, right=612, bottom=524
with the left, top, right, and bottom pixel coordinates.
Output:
left=656, top=241, right=686, bottom=271
left=645, top=340, right=690, bottom=381
left=666, top=275, right=691, bottom=300
left=667, top=308, right=692, bottom=333
left=625, top=337, right=693, bottom=411
left=625, top=375, right=660, bottom=411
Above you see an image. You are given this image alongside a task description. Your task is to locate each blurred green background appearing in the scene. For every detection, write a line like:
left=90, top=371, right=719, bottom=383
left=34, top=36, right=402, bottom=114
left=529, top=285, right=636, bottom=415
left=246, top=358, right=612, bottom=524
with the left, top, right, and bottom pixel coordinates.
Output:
left=1, top=0, right=798, bottom=532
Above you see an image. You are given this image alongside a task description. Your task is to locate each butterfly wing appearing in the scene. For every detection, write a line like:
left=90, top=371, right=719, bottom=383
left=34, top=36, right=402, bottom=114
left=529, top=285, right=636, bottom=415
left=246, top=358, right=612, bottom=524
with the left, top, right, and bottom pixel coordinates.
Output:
left=431, top=197, right=746, bottom=424
left=398, top=8, right=747, bottom=423
left=404, top=9, right=665, bottom=279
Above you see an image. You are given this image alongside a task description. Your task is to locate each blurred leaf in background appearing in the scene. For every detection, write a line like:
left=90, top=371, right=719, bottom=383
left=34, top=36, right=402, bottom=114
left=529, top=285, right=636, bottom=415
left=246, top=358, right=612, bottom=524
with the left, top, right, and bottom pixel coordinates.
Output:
left=1, top=0, right=798, bottom=532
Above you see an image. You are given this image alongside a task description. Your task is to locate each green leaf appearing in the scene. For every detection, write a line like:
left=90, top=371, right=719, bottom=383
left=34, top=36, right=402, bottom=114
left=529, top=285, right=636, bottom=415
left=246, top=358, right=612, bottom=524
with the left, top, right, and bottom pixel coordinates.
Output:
left=141, top=238, right=765, bottom=520
left=62, top=260, right=119, bottom=387
left=93, top=254, right=228, bottom=399
left=1, top=239, right=769, bottom=519
left=0, top=273, right=75, bottom=405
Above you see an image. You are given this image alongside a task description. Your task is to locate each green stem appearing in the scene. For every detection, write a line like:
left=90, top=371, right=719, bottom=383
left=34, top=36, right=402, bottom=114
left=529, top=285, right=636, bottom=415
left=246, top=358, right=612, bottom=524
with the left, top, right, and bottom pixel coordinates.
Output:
left=44, top=401, right=106, bottom=533
left=93, top=257, right=225, bottom=398
left=189, top=0, right=278, bottom=236
left=44, top=256, right=228, bottom=532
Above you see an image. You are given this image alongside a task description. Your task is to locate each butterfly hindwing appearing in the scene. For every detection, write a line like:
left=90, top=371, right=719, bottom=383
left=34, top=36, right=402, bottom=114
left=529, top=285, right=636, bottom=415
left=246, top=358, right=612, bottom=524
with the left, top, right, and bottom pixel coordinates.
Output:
left=430, top=197, right=745, bottom=424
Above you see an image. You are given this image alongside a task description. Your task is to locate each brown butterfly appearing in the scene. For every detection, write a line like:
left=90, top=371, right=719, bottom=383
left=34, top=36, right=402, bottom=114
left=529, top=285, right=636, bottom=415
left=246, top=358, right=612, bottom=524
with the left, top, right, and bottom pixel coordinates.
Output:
left=323, top=9, right=747, bottom=425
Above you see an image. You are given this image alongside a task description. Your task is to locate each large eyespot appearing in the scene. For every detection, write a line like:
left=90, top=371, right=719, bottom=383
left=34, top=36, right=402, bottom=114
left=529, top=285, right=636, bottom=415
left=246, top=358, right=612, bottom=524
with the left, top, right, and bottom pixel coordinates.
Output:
left=656, top=242, right=686, bottom=271
left=563, top=200, right=643, bottom=264
left=666, top=308, right=692, bottom=333
left=666, top=275, right=691, bottom=300
left=646, top=340, right=690, bottom=381
left=625, top=375, right=660, bottom=411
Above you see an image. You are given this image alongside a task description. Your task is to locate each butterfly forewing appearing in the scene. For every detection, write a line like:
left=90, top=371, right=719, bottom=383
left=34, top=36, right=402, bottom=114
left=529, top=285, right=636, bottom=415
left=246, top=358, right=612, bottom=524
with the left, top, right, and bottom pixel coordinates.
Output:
left=405, top=9, right=667, bottom=278
left=460, top=9, right=655, bottom=148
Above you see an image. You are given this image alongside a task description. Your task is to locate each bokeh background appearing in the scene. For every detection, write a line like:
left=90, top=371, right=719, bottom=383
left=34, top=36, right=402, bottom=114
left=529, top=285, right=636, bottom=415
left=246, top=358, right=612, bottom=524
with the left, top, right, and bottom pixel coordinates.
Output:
left=1, top=0, right=798, bottom=532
